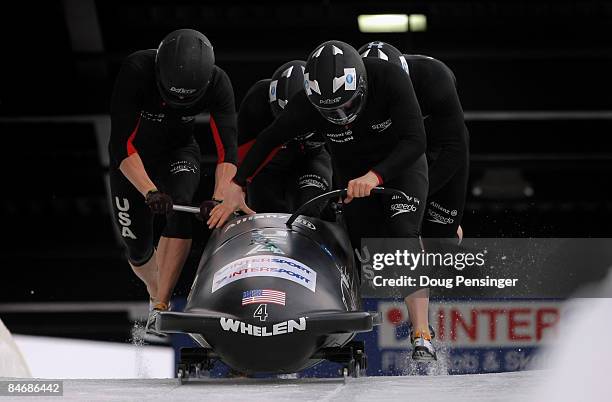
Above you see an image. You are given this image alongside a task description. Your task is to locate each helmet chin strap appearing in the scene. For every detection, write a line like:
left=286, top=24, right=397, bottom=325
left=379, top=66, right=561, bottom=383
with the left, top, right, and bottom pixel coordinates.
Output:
left=319, top=105, right=359, bottom=125
left=333, top=112, right=358, bottom=125
left=319, top=83, right=367, bottom=125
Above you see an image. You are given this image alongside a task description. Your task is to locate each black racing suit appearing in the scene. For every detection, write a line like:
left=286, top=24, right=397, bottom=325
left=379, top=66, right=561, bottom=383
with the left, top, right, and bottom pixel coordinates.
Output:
left=108, top=49, right=237, bottom=266
left=237, top=79, right=331, bottom=215
left=405, top=55, right=469, bottom=239
left=234, top=58, right=428, bottom=268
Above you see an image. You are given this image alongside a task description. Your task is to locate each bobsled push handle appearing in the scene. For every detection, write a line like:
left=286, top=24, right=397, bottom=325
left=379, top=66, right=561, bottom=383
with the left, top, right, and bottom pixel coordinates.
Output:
left=286, top=186, right=411, bottom=227
left=173, top=204, right=201, bottom=214
left=286, top=189, right=347, bottom=227
left=173, top=202, right=243, bottom=220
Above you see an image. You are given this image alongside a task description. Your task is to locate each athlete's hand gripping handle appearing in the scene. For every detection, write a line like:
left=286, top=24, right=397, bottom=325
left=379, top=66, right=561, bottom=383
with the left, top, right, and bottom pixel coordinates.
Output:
left=145, top=190, right=173, bottom=214
left=345, top=171, right=381, bottom=203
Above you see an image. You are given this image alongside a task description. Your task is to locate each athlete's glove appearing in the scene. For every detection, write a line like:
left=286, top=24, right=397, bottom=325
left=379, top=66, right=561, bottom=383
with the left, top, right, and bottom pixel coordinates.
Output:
left=145, top=190, right=173, bottom=214
left=197, top=200, right=221, bottom=221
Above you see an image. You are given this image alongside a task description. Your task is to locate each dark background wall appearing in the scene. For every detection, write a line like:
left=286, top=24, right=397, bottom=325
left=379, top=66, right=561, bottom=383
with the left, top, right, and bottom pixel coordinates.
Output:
left=0, top=0, right=611, bottom=306
left=3, top=1, right=612, bottom=113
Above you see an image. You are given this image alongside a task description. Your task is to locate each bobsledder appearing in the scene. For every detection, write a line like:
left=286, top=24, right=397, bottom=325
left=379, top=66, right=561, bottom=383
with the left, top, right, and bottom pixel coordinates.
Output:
left=157, top=188, right=406, bottom=380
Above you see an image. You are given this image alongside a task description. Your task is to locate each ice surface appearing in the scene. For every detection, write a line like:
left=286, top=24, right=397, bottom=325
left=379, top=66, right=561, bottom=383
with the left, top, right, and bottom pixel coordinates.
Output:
left=1, top=371, right=544, bottom=402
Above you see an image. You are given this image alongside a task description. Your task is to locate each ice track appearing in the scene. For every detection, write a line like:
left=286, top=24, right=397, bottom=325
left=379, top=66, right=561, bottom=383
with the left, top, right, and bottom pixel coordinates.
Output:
left=3, top=371, right=543, bottom=402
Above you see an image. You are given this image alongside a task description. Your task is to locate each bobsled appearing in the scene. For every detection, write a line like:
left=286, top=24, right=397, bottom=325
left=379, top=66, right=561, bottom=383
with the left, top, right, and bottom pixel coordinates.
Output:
left=157, top=189, right=405, bottom=379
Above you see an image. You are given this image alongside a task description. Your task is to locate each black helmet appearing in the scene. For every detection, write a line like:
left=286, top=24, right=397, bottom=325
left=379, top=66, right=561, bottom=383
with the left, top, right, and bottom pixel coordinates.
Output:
left=358, top=41, right=409, bottom=75
left=304, top=40, right=367, bottom=125
left=155, top=29, right=214, bottom=108
left=269, top=60, right=307, bottom=117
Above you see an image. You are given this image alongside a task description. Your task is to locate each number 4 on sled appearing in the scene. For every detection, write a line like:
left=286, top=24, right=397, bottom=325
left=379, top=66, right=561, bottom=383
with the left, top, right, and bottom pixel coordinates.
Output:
left=253, top=304, right=268, bottom=322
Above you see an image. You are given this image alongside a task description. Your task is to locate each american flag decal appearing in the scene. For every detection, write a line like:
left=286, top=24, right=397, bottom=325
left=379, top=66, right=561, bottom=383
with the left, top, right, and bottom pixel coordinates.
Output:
left=242, top=289, right=286, bottom=306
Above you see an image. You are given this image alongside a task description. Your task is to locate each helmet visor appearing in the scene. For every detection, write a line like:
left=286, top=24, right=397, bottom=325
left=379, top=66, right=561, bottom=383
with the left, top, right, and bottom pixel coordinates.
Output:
left=316, top=88, right=365, bottom=125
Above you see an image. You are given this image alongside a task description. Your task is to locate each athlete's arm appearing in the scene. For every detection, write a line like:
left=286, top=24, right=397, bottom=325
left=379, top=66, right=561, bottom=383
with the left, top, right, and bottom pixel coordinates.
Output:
left=425, top=63, right=469, bottom=195
left=110, top=59, right=157, bottom=197
left=237, top=80, right=274, bottom=164
left=207, top=92, right=314, bottom=228
left=119, top=153, right=157, bottom=196
left=371, top=64, right=426, bottom=183
left=233, top=91, right=313, bottom=187
left=212, top=163, right=237, bottom=200
left=207, top=67, right=239, bottom=200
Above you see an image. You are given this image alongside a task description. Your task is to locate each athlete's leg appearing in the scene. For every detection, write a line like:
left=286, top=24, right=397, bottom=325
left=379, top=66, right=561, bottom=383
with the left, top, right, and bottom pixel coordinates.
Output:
left=109, top=167, right=158, bottom=301
left=155, top=148, right=201, bottom=305
left=156, top=237, right=191, bottom=305
left=421, top=160, right=468, bottom=239
left=130, top=253, right=159, bottom=302
left=413, top=159, right=468, bottom=352
left=420, top=159, right=468, bottom=328
left=406, top=288, right=430, bottom=332
left=292, top=147, right=332, bottom=215
left=383, top=155, right=430, bottom=336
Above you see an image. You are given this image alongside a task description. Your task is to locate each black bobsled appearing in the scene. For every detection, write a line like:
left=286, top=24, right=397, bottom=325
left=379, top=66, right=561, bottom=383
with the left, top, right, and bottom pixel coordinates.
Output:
left=157, top=189, right=405, bottom=379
